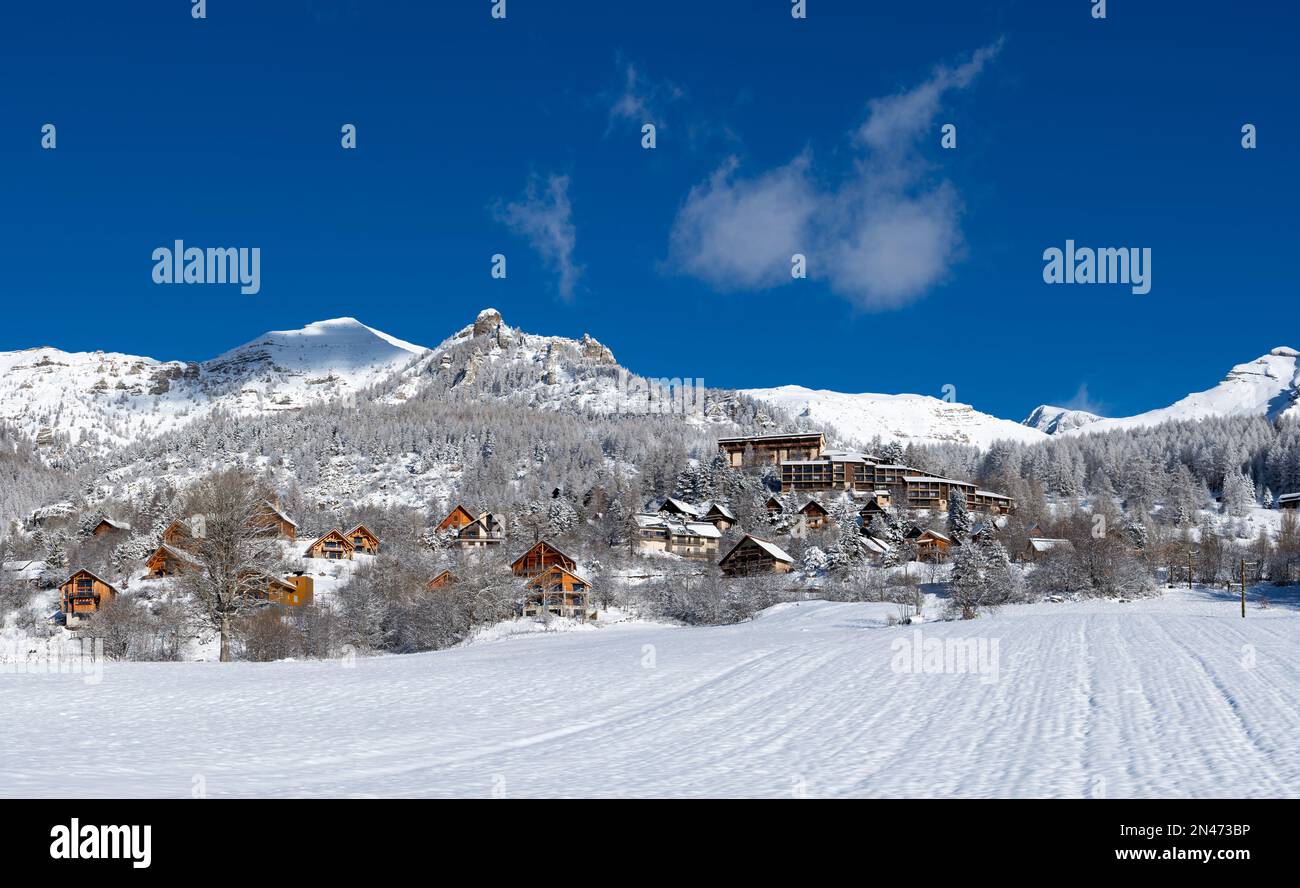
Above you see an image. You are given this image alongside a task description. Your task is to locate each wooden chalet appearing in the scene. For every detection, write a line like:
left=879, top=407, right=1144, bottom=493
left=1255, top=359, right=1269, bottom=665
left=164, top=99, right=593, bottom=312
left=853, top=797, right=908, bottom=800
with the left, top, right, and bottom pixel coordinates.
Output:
left=268, top=574, right=314, bottom=607
left=717, top=432, right=825, bottom=468
left=718, top=534, right=794, bottom=576
left=1, top=560, right=47, bottom=588
left=426, top=569, right=456, bottom=591
left=765, top=495, right=785, bottom=515
left=251, top=501, right=298, bottom=541
left=345, top=524, right=381, bottom=555
left=522, top=565, right=593, bottom=620
left=914, top=529, right=957, bottom=562
left=658, top=497, right=703, bottom=520
left=457, top=512, right=504, bottom=548
left=1277, top=492, right=1300, bottom=510
left=144, top=543, right=200, bottom=578
left=700, top=502, right=736, bottom=531
left=59, top=569, right=118, bottom=620
left=1024, top=538, right=1074, bottom=562
left=437, top=505, right=477, bottom=533
left=161, top=519, right=193, bottom=545
left=799, top=499, right=830, bottom=530
left=306, top=529, right=354, bottom=561
left=511, top=540, right=576, bottom=578
left=91, top=518, right=131, bottom=537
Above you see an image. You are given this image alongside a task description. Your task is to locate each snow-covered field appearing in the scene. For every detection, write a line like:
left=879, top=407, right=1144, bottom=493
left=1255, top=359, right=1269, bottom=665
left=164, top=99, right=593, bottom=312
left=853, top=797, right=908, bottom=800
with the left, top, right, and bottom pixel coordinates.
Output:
left=3, top=588, right=1297, bottom=798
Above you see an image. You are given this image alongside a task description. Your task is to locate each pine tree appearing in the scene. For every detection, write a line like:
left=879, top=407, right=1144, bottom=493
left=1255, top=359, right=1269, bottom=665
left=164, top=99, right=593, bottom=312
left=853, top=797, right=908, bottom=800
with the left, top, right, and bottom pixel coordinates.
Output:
left=947, top=488, right=971, bottom=541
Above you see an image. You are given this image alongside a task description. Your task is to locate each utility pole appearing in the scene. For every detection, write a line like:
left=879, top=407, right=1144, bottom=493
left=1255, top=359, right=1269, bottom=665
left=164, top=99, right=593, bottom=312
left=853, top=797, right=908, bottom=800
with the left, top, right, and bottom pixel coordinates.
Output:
left=1241, top=558, right=1246, bottom=618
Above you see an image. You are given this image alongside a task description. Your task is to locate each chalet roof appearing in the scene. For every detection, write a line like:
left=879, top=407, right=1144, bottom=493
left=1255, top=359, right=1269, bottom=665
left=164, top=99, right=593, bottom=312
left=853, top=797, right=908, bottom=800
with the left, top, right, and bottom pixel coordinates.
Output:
left=717, top=432, right=825, bottom=444
left=1028, top=538, right=1074, bottom=552
left=916, top=529, right=954, bottom=543
left=700, top=502, right=736, bottom=520
left=344, top=523, right=380, bottom=541
left=975, top=490, right=1012, bottom=499
left=860, top=535, right=891, bottom=555
left=660, top=497, right=704, bottom=517
left=149, top=543, right=201, bottom=567
left=268, top=576, right=297, bottom=592
left=460, top=512, right=501, bottom=532
left=721, top=534, right=794, bottom=566
left=903, top=475, right=973, bottom=486
left=633, top=514, right=722, bottom=539
left=1277, top=492, right=1300, bottom=503
left=162, top=519, right=192, bottom=536
left=95, top=518, right=132, bottom=531
left=60, top=568, right=119, bottom=594
left=261, top=501, right=298, bottom=528
left=306, top=529, right=355, bottom=551
left=799, top=499, right=828, bottom=514
left=511, top=540, right=576, bottom=569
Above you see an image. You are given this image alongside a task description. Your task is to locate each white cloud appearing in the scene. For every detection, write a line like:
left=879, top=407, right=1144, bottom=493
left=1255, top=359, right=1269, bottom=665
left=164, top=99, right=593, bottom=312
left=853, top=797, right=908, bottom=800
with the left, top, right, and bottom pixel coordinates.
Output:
left=666, top=41, right=1002, bottom=310
left=667, top=155, right=819, bottom=290
left=496, top=174, right=581, bottom=301
left=1061, top=383, right=1108, bottom=416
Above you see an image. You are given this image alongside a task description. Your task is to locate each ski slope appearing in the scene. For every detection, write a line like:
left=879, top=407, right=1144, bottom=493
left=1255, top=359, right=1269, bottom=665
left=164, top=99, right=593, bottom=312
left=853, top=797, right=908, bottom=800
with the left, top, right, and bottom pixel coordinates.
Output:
left=2, top=589, right=1297, bottom=798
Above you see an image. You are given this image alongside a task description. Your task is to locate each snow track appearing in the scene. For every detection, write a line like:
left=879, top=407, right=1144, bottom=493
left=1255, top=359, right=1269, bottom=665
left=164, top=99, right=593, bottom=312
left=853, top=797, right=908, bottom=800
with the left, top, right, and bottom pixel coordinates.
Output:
left=2, top=590, right=1297, bottom=798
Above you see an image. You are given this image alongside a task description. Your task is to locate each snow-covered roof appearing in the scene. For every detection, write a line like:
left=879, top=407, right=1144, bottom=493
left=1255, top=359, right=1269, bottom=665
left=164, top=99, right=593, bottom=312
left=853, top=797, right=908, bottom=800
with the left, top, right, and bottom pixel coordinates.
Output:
left=917, top=529, right=953, bottom=543
left=152, top=543, right=201, bottom=566
left=738, top=535, right=793, bottom=563
left=2, top=560, right=47, bottom=580
left=974, top=490, right=1012, bottom=499
left=701, top=502, right=736, bottom=520
left=683, top=522, right=722, bottom=539
left=262, top=501, right=299, bottom=528
left=96, top=518, right=132, bottom=531
left=1277, top=492, right=1300, bottom=503
left=859, top=536, right=890, bottom=555
left=1028, top=538, right=1073, bottom=552
left=660, top=497, right=703, bottom=517
left=902, top=475, right=972, bottom=486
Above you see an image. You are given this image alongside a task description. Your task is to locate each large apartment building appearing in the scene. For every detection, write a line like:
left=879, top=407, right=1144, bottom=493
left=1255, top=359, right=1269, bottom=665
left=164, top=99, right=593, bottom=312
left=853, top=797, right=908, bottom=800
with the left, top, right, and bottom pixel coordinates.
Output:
left=723, top=440, right=1015, bottom=514
left=717, top=432, right=825, bottom=468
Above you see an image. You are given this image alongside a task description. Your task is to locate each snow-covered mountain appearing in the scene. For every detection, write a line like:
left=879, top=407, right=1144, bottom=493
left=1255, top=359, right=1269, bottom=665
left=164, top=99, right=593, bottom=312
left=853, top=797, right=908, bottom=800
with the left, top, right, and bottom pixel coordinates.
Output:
left=1022, top=404, right=1104, bottom=435
left=1059, top=347, right=1300, bottom=437
left=0, top=318, right=428, bottom=453
left=740, top=385, right=1048, bottom=450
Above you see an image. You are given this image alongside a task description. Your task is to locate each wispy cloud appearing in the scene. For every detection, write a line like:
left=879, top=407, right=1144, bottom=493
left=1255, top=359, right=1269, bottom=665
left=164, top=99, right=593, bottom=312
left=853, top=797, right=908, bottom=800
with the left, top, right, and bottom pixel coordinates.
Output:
left=495, top=173, right=582, bottom=301
left=667, top=40, right=1003, bottom=310
left=605, top=57, right=683, bottom=135
left=1061, top=383, right=1108, bottom=416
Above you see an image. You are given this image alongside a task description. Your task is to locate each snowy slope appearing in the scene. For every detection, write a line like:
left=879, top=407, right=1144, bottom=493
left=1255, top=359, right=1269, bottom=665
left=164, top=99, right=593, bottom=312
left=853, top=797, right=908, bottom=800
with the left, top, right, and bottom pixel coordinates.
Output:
left=2, top=589, right=1296, bottom=798
left=1062, top=347, right=1300, bottom=437
left=742, top=385, right=1048, bottom=450
left=0, top=319, right=428, bottom=453
left=1022, top=404, right=1103, bottom=435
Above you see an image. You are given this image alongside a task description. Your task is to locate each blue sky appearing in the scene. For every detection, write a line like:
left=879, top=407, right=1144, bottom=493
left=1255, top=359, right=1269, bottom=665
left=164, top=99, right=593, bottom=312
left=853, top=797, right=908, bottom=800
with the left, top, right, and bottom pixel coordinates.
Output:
left=2, top=1, right=1296, bottom=422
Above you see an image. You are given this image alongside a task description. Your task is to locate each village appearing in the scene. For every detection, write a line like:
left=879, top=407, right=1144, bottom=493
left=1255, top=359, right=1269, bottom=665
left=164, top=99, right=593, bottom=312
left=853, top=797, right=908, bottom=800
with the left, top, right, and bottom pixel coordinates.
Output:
left=0, top=428, right=1065, bottom=649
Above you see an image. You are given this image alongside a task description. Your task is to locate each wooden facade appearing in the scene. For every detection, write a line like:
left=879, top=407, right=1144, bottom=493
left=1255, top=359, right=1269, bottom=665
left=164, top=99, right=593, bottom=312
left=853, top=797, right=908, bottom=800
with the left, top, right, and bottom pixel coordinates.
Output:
left=778, top=454, right=1015, bottom=515
left=717, top=432, right=825, bottom=468
left=632, top=514, right=722, bottom=559
left=306, top=529, right=354, bottom=560
left=510, top=540, right=576, bottom=577
left=799, top=499, right=830, bottom=529
left=252, top=501, right=298, bottom=541
left=91, top=518, right=130, bottom=537
left=161, top=519, right=192, bottom=545
left=345, top=524, right=381, bottom=555
left=144, top=543, right=199, bottom=579
left=437, top=505, right=477, bottom=533
left=700, top=503, right=736, bottom=531
left=718, top=535, right=794, bottom=576
left=59, top=569, right=118, bottom=619
left=914, top=530, right=957, bottom=563
left=426, top=569, right=456, bottom=591
left=522, top=565, right=593, bottom=620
